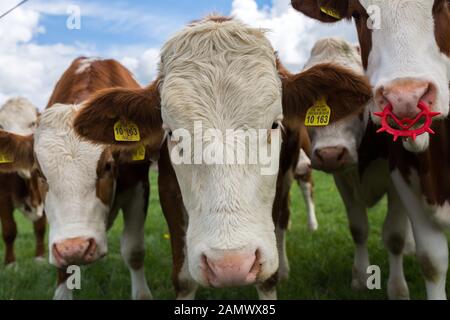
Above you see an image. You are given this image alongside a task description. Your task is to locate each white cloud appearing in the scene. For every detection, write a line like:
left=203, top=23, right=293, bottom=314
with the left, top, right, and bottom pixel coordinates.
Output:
left=231, top=0, right=357, bottom=72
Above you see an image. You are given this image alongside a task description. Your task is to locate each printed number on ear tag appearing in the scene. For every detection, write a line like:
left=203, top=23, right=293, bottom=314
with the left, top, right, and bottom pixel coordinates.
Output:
left=0, top=153, right=14, bottom=164
left=132, top=145, right=146, bottom=161
left=320, top=6, right=341, bottom=19
left=304, top=97, right=331, bottom=127
left=114, top=121, right=141, bottom=142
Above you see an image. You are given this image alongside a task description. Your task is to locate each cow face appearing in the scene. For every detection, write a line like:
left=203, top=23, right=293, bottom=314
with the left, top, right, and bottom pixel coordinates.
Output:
left=304, top=38, right=370, bottom=172
left=0, top=104, right=144, bottom=267
left=73, top=17, right=372, bottom=288
left=292, top=0, right=450, bottom=151
left=0, top=97, right=44, bottom=221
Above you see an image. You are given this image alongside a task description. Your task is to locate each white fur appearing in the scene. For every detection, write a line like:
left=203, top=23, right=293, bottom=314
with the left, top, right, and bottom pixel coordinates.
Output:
left=0, top=97, right=38, bottom=135
left=392, top=169, right=448, bottom=300
left=359, top=1, right=450, bottom=132
left=34, top=103, right=109, bottom=265
left=159, top=19, right=281, bottom=287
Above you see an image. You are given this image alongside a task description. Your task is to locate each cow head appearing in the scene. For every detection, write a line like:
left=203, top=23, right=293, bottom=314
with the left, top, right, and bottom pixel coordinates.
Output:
left=304, top=38, right=370, bottom=172
left=73, top=17, right=371, bottom=288
left=0, top=103, right=155, bottom=268
left=0, top=97, right=45, bottom=221
left=292, top=0, right=450, bottom=152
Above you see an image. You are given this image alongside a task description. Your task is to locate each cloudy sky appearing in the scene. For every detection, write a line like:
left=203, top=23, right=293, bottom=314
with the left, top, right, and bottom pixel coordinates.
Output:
left=0, top=0, right=357, bottom=108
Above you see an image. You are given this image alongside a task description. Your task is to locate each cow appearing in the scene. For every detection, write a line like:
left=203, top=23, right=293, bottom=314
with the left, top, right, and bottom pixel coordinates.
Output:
left=72, top=16, right=372, bottom=299
left=0, top=97, right=46, bottom=265
left=0, top=58, right=155, bottom=300
left=306, top=37, right=415, bottom=299
left=292, top=0, right=450, bottom=299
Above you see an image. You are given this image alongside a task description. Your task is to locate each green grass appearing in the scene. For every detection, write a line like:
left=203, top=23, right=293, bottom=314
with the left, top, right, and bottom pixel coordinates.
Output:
left=0, top=171, right=434, bottom=299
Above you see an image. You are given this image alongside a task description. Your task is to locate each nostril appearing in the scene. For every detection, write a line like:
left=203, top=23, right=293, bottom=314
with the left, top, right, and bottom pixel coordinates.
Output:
left=337, top=147, right=346, bottom=162
left=315, top=149, right=324, bottom=162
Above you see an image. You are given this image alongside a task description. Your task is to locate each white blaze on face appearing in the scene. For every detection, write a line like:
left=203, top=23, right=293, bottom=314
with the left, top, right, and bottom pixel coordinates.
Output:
left=34, top=104, right=109, bottom=265
left=305, top=38, right=369, bottom=166
left=159, top=19, right=282, bottom=286
left=359, top=0, right=450, bottom=118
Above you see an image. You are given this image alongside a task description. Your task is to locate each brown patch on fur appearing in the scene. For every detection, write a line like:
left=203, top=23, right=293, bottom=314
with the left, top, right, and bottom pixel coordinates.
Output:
left=47, top=57, right=141, bottom=108
left=418, top=254, right=439, bottom=282
left=0, top=131, right=34, bottom=172
left=386, top=233, right=405, bottom=256
left=96, top=149, right=117, bottom=206
left=74, top=80, right=164, bottom=151
left=433, top=0, right=450, bottom=56
left=157, top=143, right=190, bottom=295
left=0, top=194, right=16, bottom=264
left=128, top=250, right=145, bottom=270
left=281, top=62, right=372, bottom=127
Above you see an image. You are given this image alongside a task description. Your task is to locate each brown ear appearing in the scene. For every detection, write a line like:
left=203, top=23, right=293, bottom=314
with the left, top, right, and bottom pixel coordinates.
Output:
left=291, top=0, right=350, bottom=22
left=282, top=62, right=372, bottom=126
left=74, top=80, right=164, bottom=151
left=0, top=131, right=35, bottom=172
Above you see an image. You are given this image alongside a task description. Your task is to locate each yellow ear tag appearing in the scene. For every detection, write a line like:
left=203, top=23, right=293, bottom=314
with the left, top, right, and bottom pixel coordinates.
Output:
left=114, top=121, right=141, bottom=142
left=132, top=145, right=146, bottom=161
left=305, top=97, right=331, bottom=127
left=320, top=6, right=341, bottom=19
left=0, top=153, right=14, bottom=164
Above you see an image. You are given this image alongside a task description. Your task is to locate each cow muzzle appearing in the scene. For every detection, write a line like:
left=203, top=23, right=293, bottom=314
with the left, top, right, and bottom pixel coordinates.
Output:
left=312, top=146, right=353, bottom=173
left=52, top=237, right=99, bottom=267
left=201, top=249, right=261, bottom=288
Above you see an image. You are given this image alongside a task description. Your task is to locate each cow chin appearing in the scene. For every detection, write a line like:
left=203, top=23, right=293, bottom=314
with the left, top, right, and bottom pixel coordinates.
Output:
left=402, top=133, right=430, bottom=153
left=186, top=223, right=279, bottom=288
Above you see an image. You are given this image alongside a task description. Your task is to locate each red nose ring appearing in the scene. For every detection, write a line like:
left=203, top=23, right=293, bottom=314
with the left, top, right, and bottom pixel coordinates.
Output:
left=374, top=101, right=440, bottom=141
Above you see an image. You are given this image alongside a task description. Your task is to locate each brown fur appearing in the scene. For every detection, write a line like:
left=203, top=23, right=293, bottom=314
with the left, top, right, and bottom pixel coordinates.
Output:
left=0, top=132, right=34, bottom=172
left=281, top=62, right=372, bottom=128
left=74, top=81, right=164, bottom=150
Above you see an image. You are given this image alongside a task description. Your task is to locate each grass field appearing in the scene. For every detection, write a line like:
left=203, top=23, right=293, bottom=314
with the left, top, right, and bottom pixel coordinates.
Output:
left=0, top=171, right=437, bottom=300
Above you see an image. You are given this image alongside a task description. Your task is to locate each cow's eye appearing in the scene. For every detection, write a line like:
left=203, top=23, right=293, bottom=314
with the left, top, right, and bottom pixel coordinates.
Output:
left=104, top=162, right=114, bottom=172
left=29, top=121, right=36, bottom=128
left=272, top=122, right=280, bottom=130
left=0, top=124, right=3, bottom=130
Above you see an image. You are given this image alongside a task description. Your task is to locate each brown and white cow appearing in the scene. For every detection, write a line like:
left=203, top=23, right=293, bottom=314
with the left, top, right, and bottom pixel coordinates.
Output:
left=293, top=0, right=450, bottom=299
left=0, top=97, right=46, bottom=265
left=306, top=38, right=415, bottom=299
left=72, top=16, right=371, bottom=299
left=0, top=58, right=156, bottom=300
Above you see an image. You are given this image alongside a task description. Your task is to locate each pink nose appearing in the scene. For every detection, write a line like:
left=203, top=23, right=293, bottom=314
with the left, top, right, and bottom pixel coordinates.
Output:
left=375, top=79, right=436, bottom=119
left=52, top=237, right=97, bottom=267
left=312, top=146, right=352, bottom=173
left=202, top=250, right=261, bottom=288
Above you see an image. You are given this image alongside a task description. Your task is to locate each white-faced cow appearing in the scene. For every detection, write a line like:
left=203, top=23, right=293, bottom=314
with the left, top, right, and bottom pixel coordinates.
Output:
left=0, top=97, right=46, bottom=265
left=306, top=37, right=415, bottom=299
left=293, top=0, right=450, bottom=299
left=73, top=16, right=372, bottom=299
left=0, top=58, right=156, bottom=300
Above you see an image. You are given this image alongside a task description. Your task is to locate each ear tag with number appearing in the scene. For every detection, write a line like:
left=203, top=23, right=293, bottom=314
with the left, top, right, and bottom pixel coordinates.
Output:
left=132, top=145, right=146, bottom=161
left=320, top=6, right=341, bottom=19
left=0, top=153, right=14, bottom=164
left=304, top=97, right=331, bottom=127
left=114, top=121, right=141, bottom=142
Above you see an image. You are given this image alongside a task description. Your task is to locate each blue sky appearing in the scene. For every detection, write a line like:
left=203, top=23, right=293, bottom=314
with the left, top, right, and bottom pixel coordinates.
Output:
left=34, top=0, right=274, bottom=51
